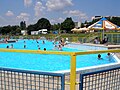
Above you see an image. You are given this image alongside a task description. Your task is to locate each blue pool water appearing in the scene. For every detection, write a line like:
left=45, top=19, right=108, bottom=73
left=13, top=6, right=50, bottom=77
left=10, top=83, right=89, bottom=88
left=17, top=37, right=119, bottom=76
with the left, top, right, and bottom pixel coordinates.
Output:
left=0, top=39, right=80, bottom=51
left=0, top=39, right=117, bottom=72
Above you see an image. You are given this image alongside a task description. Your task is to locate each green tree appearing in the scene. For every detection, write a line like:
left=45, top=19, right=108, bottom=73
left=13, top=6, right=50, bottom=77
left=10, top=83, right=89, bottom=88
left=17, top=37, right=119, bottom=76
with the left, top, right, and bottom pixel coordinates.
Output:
left=61, top=17, right=75, bottom=33
left=81, top=23, right=85, bottom=28
left=20, top=21, right=26, bottom=30
left=35, top=18, right=51, bottom=31
left=11, top=25, right=21, bottom=35
left=27, top=24, right=36, bottom=35
left=52, top=23, right=61, bottom=30
left=0, top=25, right=21, bottom=35
left=110, top=17, right=120, bottom=26
left=1, top=25, right=12, bottom=35
left=0, top=27, right=2, bottom=34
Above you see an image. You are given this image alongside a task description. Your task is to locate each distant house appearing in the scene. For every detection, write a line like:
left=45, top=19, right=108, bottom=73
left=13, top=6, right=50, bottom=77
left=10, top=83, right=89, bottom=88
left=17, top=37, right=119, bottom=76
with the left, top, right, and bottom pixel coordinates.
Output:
left=74, top=22, right=81, bottom=28
left=21, top=30, right=27, bottom=35
left=31, top=29, right=48, bottom=35
left=38, top=29, right=47, bottom=34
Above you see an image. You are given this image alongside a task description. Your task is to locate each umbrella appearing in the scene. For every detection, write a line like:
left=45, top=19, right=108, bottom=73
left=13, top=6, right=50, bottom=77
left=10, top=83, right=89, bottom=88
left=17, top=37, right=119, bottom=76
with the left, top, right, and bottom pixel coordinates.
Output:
left=71, top=27, right=89, bottom=32
left=88, top=17, right=119, bottom=39
left=78, top=27, right=89, bottom=31
left=117, top=27, right=120, bottom=30
left=71, top=28, right=78, bottom=32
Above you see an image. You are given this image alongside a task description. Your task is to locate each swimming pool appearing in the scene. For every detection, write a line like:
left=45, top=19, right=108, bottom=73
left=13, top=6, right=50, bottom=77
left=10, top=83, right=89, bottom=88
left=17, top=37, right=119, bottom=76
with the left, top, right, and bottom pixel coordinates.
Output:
left=0, top=39, right=80, bottom=51
left=0, top=39, right=118, bottom=72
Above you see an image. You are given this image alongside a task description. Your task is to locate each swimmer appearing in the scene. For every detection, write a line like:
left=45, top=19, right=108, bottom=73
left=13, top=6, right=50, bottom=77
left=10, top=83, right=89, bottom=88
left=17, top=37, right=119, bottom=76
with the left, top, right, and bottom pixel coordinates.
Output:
left=58, top=45, right=62, bottom=51
left=53, top=45, right=58, bottom=50
left=38, top=47, right=40, bottom=50
left=24, top=45, right=26, bottom=48
left=6, top=45, right=9, bottom=48
left=43, top=40, right=45, bottom=44
left=107, top=53, right=110, bottom=56
left=107, top=53, right=111, bottom=61
left=44, top=48, right=46, bottom=51
left=37, top=45, right=40, bottom=47
left=98, top=54, right=103, bottom=60
left=36, top=40, right=39, bottom=43
left=24, top=41, right=26, bottom=44
left=10, top=44, right=13, bottom=48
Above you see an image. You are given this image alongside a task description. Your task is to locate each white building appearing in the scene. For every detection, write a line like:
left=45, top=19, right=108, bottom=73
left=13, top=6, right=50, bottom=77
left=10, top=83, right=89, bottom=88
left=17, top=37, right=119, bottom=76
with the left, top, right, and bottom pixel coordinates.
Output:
left=38, top=29, right=47, bottom=34
left=21, top=30, right=27, bottom=35
left=74, top=22, right=81, bottom=28
left=31, top=29, right=48, bottom=35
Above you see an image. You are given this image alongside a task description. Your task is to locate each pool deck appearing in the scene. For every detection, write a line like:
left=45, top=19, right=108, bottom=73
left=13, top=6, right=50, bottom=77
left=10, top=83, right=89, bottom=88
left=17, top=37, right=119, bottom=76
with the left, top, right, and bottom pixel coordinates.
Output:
left=80, top=43, right=120, bottom=59
left=83, top=43, right=120, bottom=49
left=82, top=43, right=120, bottom=58
left=70, top=42, right=120, bottom=58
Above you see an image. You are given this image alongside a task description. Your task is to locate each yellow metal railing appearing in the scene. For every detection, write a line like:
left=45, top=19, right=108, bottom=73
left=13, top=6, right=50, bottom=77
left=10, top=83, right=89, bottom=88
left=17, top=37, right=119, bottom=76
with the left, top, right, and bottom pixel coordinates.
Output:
left=71, top=49, right=120, bottom=90
left=0, top=49, right=120, bottom=90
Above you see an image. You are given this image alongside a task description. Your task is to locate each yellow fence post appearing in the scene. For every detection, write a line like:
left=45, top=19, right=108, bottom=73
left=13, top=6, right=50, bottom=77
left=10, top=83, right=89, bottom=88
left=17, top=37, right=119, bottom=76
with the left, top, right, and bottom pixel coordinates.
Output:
left=101, top=32, right=103, bottom=41
left=70, top=53, right=76, bottom=90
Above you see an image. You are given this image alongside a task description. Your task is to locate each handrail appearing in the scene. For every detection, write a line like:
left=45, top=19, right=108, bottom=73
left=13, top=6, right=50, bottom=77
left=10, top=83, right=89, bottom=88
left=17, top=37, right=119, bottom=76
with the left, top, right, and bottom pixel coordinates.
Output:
left=75, top=49, right=120, bottom=55
left=0, top=48, right=73, bottom=55
left=0, top=48, right=120, bottom=55
left=0, top=48, right=120, bottom=90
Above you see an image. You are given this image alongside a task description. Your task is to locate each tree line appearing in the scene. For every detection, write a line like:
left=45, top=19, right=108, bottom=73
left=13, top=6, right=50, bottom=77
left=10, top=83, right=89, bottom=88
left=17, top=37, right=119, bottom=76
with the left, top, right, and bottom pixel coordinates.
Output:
left=0, top=17, right=75, bottom=35
left=0, top=16, right=120, bottom=35
left=81, top=16, right=120, bottom=28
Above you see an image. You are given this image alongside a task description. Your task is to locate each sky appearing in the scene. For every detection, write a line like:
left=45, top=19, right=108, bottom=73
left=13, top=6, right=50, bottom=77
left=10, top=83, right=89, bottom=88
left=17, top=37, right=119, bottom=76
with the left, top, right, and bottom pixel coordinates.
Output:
left=0, top=0, right=120, bottom=26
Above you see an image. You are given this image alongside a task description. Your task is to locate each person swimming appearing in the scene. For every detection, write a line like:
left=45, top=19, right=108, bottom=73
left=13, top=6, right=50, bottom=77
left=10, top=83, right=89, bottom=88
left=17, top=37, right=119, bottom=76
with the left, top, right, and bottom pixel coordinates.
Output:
left=6, top=45, right=9, bottom=48
left=107, top=53, right=110, bottom=56
left=10, top=44, right=13, bottom=48
left=24, top=44, right=26, bottom=48
left=37, top=45, right=40, bottom=48
left=98, top=54, right=103, bottom=60
left=53, top=45, right=58, bottom=50
left=43, top=40, right=45, bottom=44
left=44, top=48, right=46, bottom=51
left=36, top=40, right=39, bottom=43
left=24, top=41, right=26, bottom=44
left=58, top=45, right=62, bottom=51
left=38, top=47, right=40, bottom=50
left=107, top=53, right=111, bottom=61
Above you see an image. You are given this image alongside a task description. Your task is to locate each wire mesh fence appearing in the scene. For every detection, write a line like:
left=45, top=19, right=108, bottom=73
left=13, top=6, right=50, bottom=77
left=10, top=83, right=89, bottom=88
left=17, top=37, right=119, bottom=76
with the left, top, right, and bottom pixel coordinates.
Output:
left=80, top=67, right=120, bottom=90
left=0, top=68, right=65, bottom=90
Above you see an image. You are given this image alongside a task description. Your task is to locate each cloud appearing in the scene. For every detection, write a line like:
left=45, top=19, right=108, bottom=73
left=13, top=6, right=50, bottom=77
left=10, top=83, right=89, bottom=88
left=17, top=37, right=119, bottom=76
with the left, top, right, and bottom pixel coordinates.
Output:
left=63, top=10, right=88, bottom=19
left=5, top=11, right=14, bottom=16
left=24, top=0, right=32, bottom=7
left=0, top=16, right=19, bottom=26
left=0, top=16, right=6, bottom=25
left=17, top=13, right=30, bottom=21
left=34, top=1, right=45, bottom=17
left=46, top=0, right=73, bottom=11
left=50, top=17, right=64, bottom=24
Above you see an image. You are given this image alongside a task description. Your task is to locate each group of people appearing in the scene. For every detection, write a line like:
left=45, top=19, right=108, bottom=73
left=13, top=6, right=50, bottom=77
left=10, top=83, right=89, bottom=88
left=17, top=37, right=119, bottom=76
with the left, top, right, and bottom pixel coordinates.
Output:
left=6, top=39, right=47, bottom=51
left=53, top=44, right=62, bottom=51
left=98, top=53, right=111, bottom=61
left=94, top=37, right=100, bottom=44
left=36, top=40, right=46, bottom=51
left=102, top=34, right=108, bottom=44
left=6, top=44, right=13, bottom=48
left=53, top=38, right=66, bottom=51
left=94, top=34, right=108, bottom=44
left=3, top=37, right=10, bottom=43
